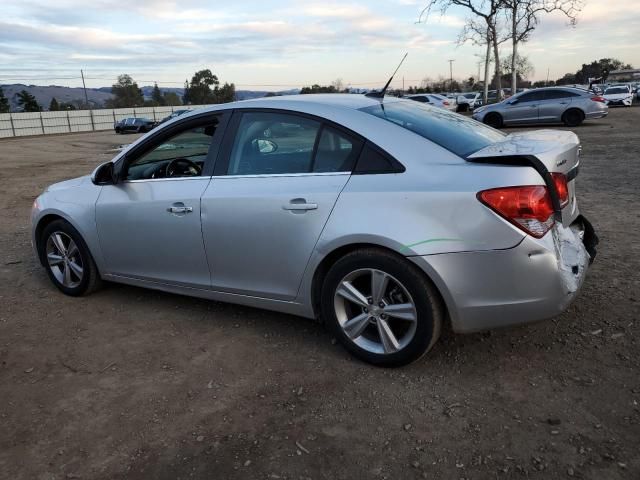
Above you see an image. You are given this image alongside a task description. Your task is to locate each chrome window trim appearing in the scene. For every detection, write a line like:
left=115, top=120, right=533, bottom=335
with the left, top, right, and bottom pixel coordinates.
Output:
left=120, top=172, right=350, bottom=183
left=122, top=176, right=210, bottom=184
left=211, top=172, right=351, bottom=179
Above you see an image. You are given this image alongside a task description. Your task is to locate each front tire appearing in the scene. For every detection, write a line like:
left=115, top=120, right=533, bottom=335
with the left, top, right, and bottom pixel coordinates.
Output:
left=321, top=248, right=443, bottom=367
left=40, top=220, right=101, bottom=296
left=483, top=112, right=503, bottom=128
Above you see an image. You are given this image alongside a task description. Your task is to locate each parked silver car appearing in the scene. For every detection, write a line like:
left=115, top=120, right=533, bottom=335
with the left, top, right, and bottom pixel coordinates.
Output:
left=472, top=87, right=608, bottom=128
left=31, top=95, right=597, bottom=366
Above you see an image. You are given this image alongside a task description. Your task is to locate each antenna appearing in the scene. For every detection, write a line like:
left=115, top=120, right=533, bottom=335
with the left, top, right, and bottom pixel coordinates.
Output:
left=365, top=53, right=408, bottom=98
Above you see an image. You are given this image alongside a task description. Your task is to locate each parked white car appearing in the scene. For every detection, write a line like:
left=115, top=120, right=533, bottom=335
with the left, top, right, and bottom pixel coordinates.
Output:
left=456, top=92, right=483, bottom=112
left=404, top=94, right=457, bottom=111
left=603, top=85, right=634, bottom=107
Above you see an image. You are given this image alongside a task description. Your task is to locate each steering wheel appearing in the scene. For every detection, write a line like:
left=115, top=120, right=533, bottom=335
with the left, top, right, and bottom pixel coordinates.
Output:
left=165, top=158, right=201, bottom=178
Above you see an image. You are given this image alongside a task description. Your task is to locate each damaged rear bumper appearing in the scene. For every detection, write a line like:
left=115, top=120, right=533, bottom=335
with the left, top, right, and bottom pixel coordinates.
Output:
left=410, top=216, right=598, bottom=333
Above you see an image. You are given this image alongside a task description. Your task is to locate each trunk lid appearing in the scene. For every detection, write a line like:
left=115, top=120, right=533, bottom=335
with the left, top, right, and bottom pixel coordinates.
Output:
left=468, top=129, right=581, bottom=227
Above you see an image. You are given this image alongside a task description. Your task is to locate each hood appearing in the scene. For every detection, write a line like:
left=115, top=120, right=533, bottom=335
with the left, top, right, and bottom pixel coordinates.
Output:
left=604, top=93, right=631, bottom=99
left=46, top=175, right=92, bottom=192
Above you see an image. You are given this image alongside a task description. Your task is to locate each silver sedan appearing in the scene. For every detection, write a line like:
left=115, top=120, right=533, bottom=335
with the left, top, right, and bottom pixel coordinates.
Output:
left=472, top=87, right=608, bottom=128
left=31, top=95, right=598, bottom=366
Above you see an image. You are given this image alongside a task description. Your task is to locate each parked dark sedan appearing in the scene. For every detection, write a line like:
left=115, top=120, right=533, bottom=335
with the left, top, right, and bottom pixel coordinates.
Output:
left=114, top=117, right=157, bottom=134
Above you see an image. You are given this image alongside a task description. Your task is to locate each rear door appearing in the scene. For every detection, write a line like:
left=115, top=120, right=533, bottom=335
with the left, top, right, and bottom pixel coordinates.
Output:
left=501, top=91, right=544, bottom=124
left=201, top=110, right=363, bottom=300
left=538, top=89, right=577, bottom=122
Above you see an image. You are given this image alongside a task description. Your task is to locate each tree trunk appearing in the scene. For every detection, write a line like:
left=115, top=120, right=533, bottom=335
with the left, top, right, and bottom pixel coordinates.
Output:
left=511, top=4, right=518, bottom=93
left=483, top=34, right=491, bottom=104
left=491, top=23, right=502, bottom=99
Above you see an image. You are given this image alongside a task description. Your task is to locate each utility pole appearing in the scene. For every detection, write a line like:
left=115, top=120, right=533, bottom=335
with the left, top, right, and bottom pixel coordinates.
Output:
left=448, top=59, right=455, bottom=92
left=80, top=69, right=94, bottom=130
left=80, top=69, right=90, bottom=108
left=546, top=68, right=550, bottom=86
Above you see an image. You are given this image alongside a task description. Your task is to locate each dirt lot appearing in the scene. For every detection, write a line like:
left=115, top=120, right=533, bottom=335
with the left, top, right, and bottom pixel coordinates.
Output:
left=1, top=109, right=639, bottom=480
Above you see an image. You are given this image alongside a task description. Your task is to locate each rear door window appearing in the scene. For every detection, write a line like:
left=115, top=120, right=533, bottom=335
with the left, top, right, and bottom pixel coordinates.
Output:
left=543, top=90, right=578, bottom=100
left=225, top=112, right=362, bottom=175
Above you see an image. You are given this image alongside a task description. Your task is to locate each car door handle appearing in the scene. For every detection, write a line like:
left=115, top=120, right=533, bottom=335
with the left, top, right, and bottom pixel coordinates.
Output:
left=167, top=205, right=193, bottom=214
left=282, top=198, right=318, bottom=211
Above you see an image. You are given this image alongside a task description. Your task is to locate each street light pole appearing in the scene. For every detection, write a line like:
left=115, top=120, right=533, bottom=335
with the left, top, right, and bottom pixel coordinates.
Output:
left=448, top=59, right=455, bottom=92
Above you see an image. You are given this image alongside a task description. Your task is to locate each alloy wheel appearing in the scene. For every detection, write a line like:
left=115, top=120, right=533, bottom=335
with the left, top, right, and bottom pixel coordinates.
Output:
left=45, top=231, right=84, bottom=288
left=333, top=268, right=418, bottom=355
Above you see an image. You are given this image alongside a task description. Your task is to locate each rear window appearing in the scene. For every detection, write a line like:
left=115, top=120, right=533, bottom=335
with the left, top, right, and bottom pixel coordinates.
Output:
left=360, top=101, right=505, bottom=157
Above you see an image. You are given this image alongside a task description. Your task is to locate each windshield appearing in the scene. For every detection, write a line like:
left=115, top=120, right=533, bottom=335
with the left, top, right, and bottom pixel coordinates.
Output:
left=605, top=87, right=628, bottom=94
left=464, top=93, right=477, bottom=99
left=360, top=101, right=506, bottom=157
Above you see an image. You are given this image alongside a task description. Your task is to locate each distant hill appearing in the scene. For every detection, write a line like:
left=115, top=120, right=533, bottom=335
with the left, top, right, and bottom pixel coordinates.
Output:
left=1, top=84, right=112, bottom=111
left=0, top=84, right=301, bottom=111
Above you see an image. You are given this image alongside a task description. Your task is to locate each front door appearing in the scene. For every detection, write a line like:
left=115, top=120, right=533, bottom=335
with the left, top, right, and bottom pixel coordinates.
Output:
left=96, top=114, right=225, bottom=288
left=201, top=110, right=362, bottom=300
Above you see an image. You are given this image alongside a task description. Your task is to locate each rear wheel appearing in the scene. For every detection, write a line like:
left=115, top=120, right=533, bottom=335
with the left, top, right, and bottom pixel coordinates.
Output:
left=40, top=220, right=101, bottom=296
left=562, top=109, right=584, bottom=127
left=483, top=112, right=503, bottom=128
left=321, top=249, right=443, bottom=367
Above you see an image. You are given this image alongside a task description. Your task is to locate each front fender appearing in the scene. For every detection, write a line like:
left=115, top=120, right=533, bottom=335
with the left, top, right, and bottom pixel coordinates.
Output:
left=31, top=186, right=105, bottom=273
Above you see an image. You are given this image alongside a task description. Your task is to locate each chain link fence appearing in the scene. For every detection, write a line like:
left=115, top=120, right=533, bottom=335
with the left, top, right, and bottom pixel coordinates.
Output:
left=0, top=105, right=210, bottom=138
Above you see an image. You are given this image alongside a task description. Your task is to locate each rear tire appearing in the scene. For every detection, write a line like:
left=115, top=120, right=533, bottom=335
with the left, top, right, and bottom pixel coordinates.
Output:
left=562, top=109, right=584, bottom=127
left=483, top=112, right=503, bottom=129
left=320, top=248, right=443, bottom=367
left=39, top=220, right=102, bottom=296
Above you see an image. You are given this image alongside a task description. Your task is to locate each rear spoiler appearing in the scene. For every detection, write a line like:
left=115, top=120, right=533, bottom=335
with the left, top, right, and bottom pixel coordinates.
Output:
left=466, top=154, right=564, bottom=218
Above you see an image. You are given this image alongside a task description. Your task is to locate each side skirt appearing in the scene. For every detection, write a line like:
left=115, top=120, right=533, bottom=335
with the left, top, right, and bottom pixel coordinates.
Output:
left=102, top=274, right=313, bottom=319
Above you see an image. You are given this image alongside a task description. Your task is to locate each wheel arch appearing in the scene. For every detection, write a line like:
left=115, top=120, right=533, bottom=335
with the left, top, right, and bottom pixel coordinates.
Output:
left=34, top=212, right=100, bottom=273
left=309, top=242, right=452, bottom=327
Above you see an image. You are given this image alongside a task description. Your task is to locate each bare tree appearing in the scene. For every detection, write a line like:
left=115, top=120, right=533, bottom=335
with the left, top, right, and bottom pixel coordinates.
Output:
left=420, top=0, right=505, bottom=103
left=503, top=0, right=583, bottom=92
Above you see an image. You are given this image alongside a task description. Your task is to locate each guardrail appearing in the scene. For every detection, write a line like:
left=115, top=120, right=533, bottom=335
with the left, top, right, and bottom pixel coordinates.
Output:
left=0, top=105, right=211, bottom=138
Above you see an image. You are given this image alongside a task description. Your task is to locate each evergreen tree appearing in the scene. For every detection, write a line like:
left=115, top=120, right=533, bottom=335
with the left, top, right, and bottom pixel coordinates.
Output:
left=16, top=90, right=41, bottom=112
left=151, top=83, right=165, bottom=106
left=0, top=87, right=9, bottom=113
left=49, top=97, right=60, bottom=111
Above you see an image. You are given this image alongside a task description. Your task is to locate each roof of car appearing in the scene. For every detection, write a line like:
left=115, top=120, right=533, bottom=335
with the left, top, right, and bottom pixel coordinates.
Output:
left=233, top=93, right=397, bottom=110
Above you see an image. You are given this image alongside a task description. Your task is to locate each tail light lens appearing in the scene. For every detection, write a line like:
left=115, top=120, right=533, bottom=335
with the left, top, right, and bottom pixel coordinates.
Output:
left=478, top=186, right=555, bottom=238
left=590, top=96, right=606, bottom=103
left=551, top=172, right=569, bottom=207
left=443, top=101, right=450, bottom=106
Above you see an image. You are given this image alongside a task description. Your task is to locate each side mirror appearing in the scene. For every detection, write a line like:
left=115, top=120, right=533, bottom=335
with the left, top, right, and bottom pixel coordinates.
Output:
left=91, top=162, right=117, bottom=185
left=508, top=98, right=519, bottom=105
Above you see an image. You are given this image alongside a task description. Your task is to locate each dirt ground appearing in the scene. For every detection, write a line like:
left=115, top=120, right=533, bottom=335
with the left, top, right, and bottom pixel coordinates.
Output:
left=1, top=108, right=639, bottom=480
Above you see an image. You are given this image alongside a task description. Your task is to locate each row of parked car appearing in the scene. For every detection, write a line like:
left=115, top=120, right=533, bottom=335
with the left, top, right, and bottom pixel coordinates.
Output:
left=113, top=109, right=192, bottom=134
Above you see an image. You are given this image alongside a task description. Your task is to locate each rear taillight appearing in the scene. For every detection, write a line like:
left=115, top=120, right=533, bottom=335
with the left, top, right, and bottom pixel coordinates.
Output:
left=551, top=172, right=569, bottom=207
left=478, top=186, right=555, bottom=238
left=590, top=96, right=606, bottom=103
left=443, top=101, right=450, bottom=106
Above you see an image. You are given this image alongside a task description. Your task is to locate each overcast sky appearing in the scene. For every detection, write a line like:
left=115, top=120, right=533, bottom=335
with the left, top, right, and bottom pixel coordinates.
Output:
left=1, top=0, right=638, bottom=89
